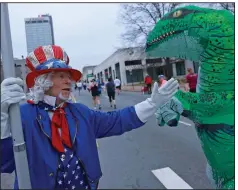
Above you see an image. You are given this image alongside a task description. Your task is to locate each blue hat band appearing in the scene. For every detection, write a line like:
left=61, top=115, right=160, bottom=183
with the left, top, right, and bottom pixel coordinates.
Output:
left=35, top=59, right=71, bottom=71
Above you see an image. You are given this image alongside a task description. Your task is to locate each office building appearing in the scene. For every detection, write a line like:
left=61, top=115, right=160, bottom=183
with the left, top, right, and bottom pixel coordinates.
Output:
left=25, top=14, right=55, bottom=54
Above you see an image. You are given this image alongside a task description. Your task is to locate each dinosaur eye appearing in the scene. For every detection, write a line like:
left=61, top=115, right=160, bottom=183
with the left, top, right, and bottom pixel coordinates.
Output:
left=173, top=10, right=182, bottom=18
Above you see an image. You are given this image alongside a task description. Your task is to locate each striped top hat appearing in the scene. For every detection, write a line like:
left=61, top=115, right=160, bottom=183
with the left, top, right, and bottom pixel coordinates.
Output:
left=26, top=45, right=82, bottom=88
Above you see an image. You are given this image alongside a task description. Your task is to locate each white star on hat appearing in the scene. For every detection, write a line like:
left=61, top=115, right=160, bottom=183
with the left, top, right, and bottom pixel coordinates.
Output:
left=45, top=62, right=54, bottom=69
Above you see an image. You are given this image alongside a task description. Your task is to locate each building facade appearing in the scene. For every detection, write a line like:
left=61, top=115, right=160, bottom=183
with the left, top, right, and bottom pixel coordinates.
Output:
left=92, top=47, right=198, bottom=86
left=1, top=58, right=29, bottom=92
left=25, top=14, right=55, bottom=54
left=82, top=65, right=97, bottom=82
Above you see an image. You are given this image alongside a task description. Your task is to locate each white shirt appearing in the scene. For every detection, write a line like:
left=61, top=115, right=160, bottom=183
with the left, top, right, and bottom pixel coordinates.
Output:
left=114, top=79, right=121, bottom=87
left=77, top=82, right=82, bottom=88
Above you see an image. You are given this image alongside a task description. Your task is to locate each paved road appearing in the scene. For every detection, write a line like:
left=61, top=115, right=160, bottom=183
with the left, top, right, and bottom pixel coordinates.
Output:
left=1, top=89, right=213, bottom=189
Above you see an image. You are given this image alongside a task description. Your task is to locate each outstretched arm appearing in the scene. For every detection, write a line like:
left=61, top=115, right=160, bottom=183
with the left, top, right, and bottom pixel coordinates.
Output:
left=156, top=90, right=234, bottom=126
left=91, top=79, right=179, bottom=138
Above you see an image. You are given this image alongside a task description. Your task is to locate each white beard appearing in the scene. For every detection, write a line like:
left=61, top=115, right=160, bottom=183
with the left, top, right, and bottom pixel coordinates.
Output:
left=58, top=92, right=70, bottom=101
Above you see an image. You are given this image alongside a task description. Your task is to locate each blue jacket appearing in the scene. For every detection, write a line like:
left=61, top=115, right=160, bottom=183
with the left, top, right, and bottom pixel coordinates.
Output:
left=1, top=103, right=144, bottom=189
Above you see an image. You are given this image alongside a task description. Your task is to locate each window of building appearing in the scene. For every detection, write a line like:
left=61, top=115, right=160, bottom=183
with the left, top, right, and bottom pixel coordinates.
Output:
left=146, top=58, right=162, bottom=64
left=126, top=69, right=143, bottom=83
left=176, top=61, right=185, bottom=75
left=125, top=60, right=141, bottom=66
left=193, top=61, right=199, bottom=73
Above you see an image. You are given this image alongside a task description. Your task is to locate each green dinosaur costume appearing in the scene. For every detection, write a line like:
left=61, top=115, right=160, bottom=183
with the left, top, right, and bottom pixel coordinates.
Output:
left=146, top=5, right=234, bottom=189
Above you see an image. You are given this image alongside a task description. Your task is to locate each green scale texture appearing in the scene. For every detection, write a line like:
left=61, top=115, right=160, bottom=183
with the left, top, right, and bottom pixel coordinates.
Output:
left=146, top=5, right=234, bottom=189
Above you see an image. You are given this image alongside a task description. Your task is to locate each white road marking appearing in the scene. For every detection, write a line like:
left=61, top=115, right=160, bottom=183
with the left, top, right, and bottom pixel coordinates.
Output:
left=179, top=121, right=192, bottom=126
left=152, top=167, right=193, bottom=189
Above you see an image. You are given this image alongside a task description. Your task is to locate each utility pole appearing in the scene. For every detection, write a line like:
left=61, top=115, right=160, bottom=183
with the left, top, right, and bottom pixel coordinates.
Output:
left=1, top=3, right=32, bottom=189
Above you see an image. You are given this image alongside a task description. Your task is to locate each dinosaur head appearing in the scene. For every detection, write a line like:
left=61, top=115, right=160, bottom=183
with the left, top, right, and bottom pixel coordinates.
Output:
left=146, top=5, right=234, bottom=62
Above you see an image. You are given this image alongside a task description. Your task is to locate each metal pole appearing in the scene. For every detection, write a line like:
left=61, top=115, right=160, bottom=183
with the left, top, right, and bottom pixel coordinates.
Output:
left=1, top=3, right=32, bottom=189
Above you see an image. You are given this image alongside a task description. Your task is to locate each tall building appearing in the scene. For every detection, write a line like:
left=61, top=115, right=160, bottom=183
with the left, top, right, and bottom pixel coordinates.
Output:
left=25, top=14, right=55, bottom=54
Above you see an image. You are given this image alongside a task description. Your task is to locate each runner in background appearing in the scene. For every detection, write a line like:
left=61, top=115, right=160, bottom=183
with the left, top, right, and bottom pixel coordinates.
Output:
left=96, top=78, right=102, bottom=97
left=185, top=68, right=198, bottom=93
left=88, top=79, right=102, bottom=110
left=114, top=77, right=121, bottom=95
left=106, top=77, right=116, bottom=109
left=101, top=80, right=105, bottom=92
left=83, top=80, right=87, bottom=90
left=144, top=74, right=152, bottom=94
left=76, top=80, right=82, bottom=95
left=158, top=75, right=167, bottom=88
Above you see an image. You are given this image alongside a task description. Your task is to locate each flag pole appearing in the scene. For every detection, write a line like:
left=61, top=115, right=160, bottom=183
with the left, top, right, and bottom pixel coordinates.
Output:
left=1, top=3, right=32, bottom=189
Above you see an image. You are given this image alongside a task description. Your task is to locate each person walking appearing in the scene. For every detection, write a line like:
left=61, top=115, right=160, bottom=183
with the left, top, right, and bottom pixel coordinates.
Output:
left=158, top=75, right=167, bottom=88
left=144, top=74, right=152, bottom=94
left=185, top=68, right=198, bottom=93
left=114, top=77, right=121, bottom=95
left=76, top=80, right=82, bottom=95
left=83, top=80, right=87, bottom=90
left=88, top=79, right=102, bottom=110
left=106, top=77, right=116, bottom=109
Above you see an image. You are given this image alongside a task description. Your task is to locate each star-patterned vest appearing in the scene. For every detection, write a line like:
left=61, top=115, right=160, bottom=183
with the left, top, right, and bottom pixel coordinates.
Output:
left=37, top=101, right=92, bottom=190
left=55, top=145, right=90, bottom=190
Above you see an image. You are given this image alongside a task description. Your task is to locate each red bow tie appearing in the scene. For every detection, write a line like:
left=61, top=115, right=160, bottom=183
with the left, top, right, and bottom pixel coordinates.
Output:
left=51, top=104, right=72, bottom=152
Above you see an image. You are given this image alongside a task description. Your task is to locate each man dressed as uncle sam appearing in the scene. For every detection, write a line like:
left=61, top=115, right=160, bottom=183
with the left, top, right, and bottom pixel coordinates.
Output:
left=1, top=45, right=179, bottom=190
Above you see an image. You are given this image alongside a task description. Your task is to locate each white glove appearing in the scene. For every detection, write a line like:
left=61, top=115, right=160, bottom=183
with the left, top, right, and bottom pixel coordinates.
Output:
left=135, top=78, right=179, bottom=123
left=1, top=77, right=26, bottom=139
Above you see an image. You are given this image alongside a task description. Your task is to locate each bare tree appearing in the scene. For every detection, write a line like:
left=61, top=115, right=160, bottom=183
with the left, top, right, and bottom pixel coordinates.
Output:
left=119, top=3, right=180, bottom=47
left=118, top=2, right=234, bottom=48
left=180, top=3, right=235, bottom=13
left=216, top=3, right=234, bottom=13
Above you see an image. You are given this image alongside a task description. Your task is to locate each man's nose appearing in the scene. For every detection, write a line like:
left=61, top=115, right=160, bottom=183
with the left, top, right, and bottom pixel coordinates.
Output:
left=65, top=77, right=72, bottom=84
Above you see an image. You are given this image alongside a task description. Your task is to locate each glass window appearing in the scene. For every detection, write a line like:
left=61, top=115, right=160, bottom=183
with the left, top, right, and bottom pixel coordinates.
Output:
left=193, top=61, right=199, bottom=73
left=126, top=69, right=143, bottom=83
left=125, top=60, right=142, bottom=66
left=176, top=61, right=186, bottom=75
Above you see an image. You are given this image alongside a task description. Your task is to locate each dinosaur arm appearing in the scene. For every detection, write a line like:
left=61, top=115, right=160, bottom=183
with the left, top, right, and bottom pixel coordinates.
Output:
left=174, top=90, right=234, bottom=125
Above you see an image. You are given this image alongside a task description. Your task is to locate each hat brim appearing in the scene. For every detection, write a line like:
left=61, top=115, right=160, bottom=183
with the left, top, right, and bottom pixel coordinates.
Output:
left=26, top=68, right=82, bottom=88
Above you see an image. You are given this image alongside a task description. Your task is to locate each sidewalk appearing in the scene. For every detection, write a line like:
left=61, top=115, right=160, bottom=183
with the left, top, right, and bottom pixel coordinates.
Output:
left=121, top=83, right=186, bottom=92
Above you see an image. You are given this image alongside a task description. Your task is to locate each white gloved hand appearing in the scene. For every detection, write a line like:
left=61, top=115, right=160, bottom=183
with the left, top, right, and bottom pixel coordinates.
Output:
left=1, top=77, right=26, bottom=139
left=135, top=78, right=179, bottom=123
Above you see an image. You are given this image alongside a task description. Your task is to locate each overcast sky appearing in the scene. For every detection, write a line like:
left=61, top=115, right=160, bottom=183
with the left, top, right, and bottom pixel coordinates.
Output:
left=8, top=3, right=124, bottom=71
